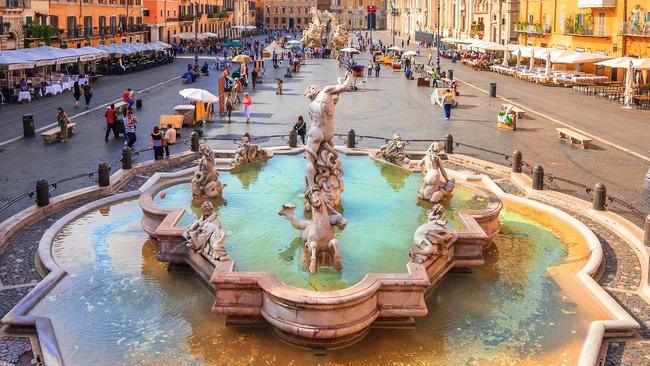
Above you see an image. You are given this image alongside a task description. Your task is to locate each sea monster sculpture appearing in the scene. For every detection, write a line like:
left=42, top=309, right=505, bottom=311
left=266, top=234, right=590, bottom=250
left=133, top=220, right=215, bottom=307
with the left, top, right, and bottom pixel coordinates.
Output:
left=409, top=204, right=458, bottom=264
left=375, top=133, right=412, bottom=168
left=417, top=142, right=455, bottom=203
left=183, top=201, right=230, bottom=262
left=191, top=144, right=226, bottom=199
left=232, top=133, right=269, bottom=168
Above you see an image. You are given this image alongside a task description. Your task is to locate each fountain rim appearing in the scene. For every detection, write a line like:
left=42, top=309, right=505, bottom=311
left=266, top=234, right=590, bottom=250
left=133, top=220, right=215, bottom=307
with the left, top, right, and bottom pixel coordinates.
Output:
left=0, top=146, right=641, bottom=365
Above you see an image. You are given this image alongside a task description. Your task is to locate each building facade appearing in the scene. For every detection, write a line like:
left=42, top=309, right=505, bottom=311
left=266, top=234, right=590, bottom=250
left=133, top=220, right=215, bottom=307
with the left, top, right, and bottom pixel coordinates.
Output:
left=1, top=0, right=49, bottom=49
left=331, top=0, right=386, bottom=30
left=517, top=0, right=650, bottom=57
left=263, top=0, right=316, bottom=31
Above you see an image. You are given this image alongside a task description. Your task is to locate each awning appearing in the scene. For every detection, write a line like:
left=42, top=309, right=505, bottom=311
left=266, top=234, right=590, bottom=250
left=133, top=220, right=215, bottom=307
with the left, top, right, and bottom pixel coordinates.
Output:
left=555, top=52, right=612, bottom=64
left=596, top=57, right=650, bottom=69
left=0, top=52, right=36, bottom=70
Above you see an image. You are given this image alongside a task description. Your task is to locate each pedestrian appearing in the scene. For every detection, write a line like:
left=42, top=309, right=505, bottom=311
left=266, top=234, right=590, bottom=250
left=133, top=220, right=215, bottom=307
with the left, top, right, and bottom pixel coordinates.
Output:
left=443, top=89, right=454, bottom=120
left=122, top=88, right=135, bottom=108
left=104, top=104, right=118, bottom=141
left=401, top=39, right=404, bottom=48
left=375, top=61, right=381, bottom=77
left=163, top=123, right=176, bottom=157
left=431, top=69, right=438, bottom=87
left=56, top=107, right=69, bottom=143
left=275, top=77, right=283, bottom=95
left=72, top=81, right=81, bottom=108
left=149, top=126, right=164, bottom=160
left=242, top=92, right=252, bottom=123
left=367, top=60, right=374, bottom=77
left=293, top=115, right=307, bottom=144
left=225, top=93, right=234, bottom=123
left=232, top=78, right=242, bottom=103
left=125, top=110, right=137, bottom=148
left=251, top=68, right=258, bottom=90
left=427, top=52, right=433, bottom=66
left=82, top=82, right=93, bottom=109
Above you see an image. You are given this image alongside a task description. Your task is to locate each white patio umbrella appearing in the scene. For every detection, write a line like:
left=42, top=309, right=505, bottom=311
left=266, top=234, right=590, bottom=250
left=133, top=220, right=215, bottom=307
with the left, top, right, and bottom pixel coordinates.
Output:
left=556, top=52, right=612, bottom=64
left=516, top=48, right=521, bottom=68
left=529, top=49, right=535, bottom=70
left=624, top=59, right=634, bottom=107
left=632, top=58, right=650, bottom=70
left=544, top=51, right=552, bottom=79
left=0, top=53, right=35, bottom=70
left=502, top=50, right=509, bottom=66
left=286, top=40, right=302, bottom=45
left=179, top=88, right=219, bottom=103
left=339, top=47, right=360, bottom=53
left=387, top=46, right=402, bottom=51
left=402, top=50, right=418, bottom=57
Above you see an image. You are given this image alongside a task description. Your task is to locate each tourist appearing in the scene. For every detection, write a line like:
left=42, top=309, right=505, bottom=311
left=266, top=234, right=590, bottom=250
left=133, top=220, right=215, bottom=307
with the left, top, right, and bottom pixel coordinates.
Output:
left=82, top=82, right=93, bottom=109
left=149, top=126, right=164, bottom=160
left=367, top=60, right=374, bottom=78
left=431, top=68, right=439, bottom=87
left=375, top=62, right=381, bottom=77
left=104, top=104, right=118, bottom=142
left=293, top=115, right=307, bottom=144
left=401, top=39, right=404, bottom=48
left=443, top=89, right=454, bottom=120
left=201, top=61, right=209, bottom=76
left=125, top=110, right=137, bottom=148
left=225, top=93, right=234, bottom=123
left=73, top=81, right=81, bottom=108
left=163, top=123, right=176, bottom=157
left=251, top=68, right=258, bottom=90
left=122, top=88, right=135, bottom=108
left=242, top=92, right=252, bottom=123
left=232, top=78, right=242, bottom=104
left=56, top=107, right=69, bottom=143
left=275, top=77, right=283, bottom=95
left=427, top=52, right=433, bottom=66
left=19, top=78, right=28, bottom=91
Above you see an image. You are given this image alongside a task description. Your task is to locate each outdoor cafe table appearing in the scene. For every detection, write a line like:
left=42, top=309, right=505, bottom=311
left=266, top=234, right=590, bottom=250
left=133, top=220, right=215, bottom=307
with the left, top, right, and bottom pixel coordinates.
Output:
left=61, top=80, right=74, bottom=91
left=44, top=84, right=63, bottom=95
left=17, top=91, right=31, bottom=102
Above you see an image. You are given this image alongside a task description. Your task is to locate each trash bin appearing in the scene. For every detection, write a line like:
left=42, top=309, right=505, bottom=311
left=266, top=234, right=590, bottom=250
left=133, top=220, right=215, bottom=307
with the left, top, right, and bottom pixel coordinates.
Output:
left=448, top=69, right=454, bottom=80
left=489, top=83, right=497, bottom=97
left=23, top=114, right=35, bottom=138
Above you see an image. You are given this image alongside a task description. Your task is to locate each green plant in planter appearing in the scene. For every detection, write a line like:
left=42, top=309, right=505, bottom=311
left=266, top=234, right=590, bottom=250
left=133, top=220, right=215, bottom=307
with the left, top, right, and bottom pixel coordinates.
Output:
left=26, top=24, right=56, bottom=45
left=564, top=17, right=574, bottom=34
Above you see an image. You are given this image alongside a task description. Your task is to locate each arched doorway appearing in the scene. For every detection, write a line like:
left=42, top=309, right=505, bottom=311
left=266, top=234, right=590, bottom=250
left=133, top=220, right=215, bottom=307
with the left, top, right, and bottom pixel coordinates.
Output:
left=288, top=17, right=294, bottom=31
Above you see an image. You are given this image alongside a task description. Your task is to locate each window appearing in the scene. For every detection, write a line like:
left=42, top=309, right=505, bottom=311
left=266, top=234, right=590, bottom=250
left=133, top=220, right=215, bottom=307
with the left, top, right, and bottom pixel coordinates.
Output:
left=99, top=16, right=106, bottom=34
left=50, top=15, right=59, bottom=28
left=67, top=16, right=76, bottom=30
left=527, top=14, right=533, bottom=23
left=84, top=16, right=92, bottom=37
left=160, top=10, right=163, bottom=16
left=110, top=16, right=117, bottom=34
left=597, top=11, right=605, bottom=35
left=501, top=18, right=505, bottom=25
left=358, top=0, right=362, bottom=6
left=26, top=16, right=32, bottom=26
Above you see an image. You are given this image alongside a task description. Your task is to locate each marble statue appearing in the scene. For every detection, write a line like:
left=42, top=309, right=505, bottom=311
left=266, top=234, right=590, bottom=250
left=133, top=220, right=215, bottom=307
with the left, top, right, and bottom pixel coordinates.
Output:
left=232, top=133, right=269, bottom=168
left=303, top=72, right=353, bottom=209
left=300, top=7, right=349, bottom=50
left=278, top=189, right=346, bottom=274
left=183, top=201, right=230, bottom=262
left=417, top=142, right=455, bottom=203
left=192, top=144, right=226, bottom=199
left=409, top=204, right=458, bottom=264
left=375, top=133, right=411, bottom=168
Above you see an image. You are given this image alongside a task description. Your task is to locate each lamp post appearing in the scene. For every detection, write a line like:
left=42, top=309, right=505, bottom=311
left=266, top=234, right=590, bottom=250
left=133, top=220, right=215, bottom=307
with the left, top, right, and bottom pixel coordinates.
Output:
left=391, top=0, right=396, bottom=46
left=436, top=0, right=441, bottom=75
left=194, top=2, right=199, bottom=69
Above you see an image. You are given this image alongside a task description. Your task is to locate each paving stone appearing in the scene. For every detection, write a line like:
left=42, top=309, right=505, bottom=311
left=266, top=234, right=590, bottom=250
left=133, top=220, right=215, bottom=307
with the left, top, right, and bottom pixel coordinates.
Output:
left=0, top=337, right=31, bottom=364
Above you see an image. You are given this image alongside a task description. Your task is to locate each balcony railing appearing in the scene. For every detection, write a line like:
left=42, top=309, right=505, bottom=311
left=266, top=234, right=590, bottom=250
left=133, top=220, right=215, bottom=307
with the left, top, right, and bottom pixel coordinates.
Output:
left=620, top=22, right=650, bottom=37
left=0, top=0, right=30, bottom=8
left=564, top=28, right=610, bottom=38
left=179, top=14, right=194, bottom=22
left=207, top=12, right=227, bottom=19
left=514, top=23, right=551, bottom=35
left=58, top=25, right=147, bottom=40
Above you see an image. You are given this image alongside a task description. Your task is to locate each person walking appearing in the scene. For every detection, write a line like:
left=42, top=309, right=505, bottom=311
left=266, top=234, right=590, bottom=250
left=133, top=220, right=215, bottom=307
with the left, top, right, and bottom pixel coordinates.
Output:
left=293, top=115, right=307, bottom=144
left=442, top=89, right=454, bottom=120
left=163, top=123, right=176, bottom=157
left=375, top=61, right=381, bottom=77
left=431, top=68, right=438, bottom=87
left=225, top=93, right=234, bottom=123
left=242, top=92, right=252, bottom=123
left=251, top=68, right=258, bottom=90
left=104, top=104, right=118, bottom=141
left=427, top=52, right=433, bottom=66
left=367, top=60, right=374, bottom=78
left=125, top=110, right=138, bottom=148
left=56, top=107, right=69, bottom=143
left=149, top=126, right=164, bottom=160
left=72, top=81, right=81, bottom=108
left=122, top=88, right=135, bottom=108
left=81, top=82, right=93, bottom=109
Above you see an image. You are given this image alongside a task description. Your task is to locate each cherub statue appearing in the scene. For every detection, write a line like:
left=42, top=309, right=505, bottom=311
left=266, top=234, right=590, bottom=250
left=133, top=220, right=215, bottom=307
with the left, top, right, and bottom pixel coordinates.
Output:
left=417, top=142, right=455, bottom=203
left=409, top=204, right=458, bottom=264
left=192, top=144, right=226, bottom=199
left=375, top=133, right=411, bottom=168
left=183, top=201, right=229, bottom=262
left=232, top=132, right=268, bottom=168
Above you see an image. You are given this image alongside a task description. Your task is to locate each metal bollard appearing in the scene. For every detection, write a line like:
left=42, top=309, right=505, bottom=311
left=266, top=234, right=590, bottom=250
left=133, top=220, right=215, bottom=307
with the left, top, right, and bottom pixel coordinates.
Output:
left=445, top=134, right=454, bottom=154
left=645, top=215, right=650, bottom=247
left=489, top=83, right=497, bottom=98
left=98, top=162, right=111, bottom=187
left=23, top=114, right=35, bottom=138
left=347, top=129, right=356, bottom=148
left=136, top=99, right=143, bottom=109
left=121, top=147, right=133, bottom=169
left=448, top=69, right=454, bottom=80
left=288, top=130, right=297, bottom=148
left=511, top=150, right=522, bottom=173
left=190, top=131, right=200, bottom=152
left=36, top=179, right=49, bottom=207
left=532, top=165, right=544, bottom=190
left=592, top=183, right=607, bottom=211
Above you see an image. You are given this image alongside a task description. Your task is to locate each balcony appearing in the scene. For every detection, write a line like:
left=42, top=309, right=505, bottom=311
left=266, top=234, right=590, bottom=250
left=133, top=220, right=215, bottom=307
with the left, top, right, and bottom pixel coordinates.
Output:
left=0, top=0, right=30, bottom=8
left=514, top=22, right=551, bottom=36
left=58, top=25, right=147, bottom=40
left=620, top=22, right=650, bottom=37
left=207, top=12, right=227, bottom=19
left=564, top=28, right=610, bottom=38
left=179, top=14, right=194, bottom=22
left=578, top=0, right=615, bottom=8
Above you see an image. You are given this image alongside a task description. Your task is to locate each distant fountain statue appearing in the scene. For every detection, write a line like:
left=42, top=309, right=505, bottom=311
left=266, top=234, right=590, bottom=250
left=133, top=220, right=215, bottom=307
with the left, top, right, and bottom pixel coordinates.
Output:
left=183, top=201, right=230, bottom=263
left=232, top=133, right=269, bottom=168
left=301, top=7, right=349, bottom=49
left=191, top=144, right=226, bottom=199
left=409, top=204, right=458, bottom=264
left=374, top=133, right=412, bottom=169
left=417, top=142, right=455, bottom=203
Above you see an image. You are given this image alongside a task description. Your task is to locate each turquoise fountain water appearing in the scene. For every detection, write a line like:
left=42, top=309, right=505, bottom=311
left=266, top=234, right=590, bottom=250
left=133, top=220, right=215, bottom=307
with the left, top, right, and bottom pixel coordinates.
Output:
left=29, top=156, right=591, bottom=364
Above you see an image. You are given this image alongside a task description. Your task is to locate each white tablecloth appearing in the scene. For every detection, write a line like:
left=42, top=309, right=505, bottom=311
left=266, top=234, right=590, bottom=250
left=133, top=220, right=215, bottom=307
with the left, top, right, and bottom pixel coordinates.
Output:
left=78, top=77, right=89, bottom=85
left=17, top=91, right=31, bottom=102
left=61, top=80, right=74, bottom=91
left=45, top=84, right=63, bottom=95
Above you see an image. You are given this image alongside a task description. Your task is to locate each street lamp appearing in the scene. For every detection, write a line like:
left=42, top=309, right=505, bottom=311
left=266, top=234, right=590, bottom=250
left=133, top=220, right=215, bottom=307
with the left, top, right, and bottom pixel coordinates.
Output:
left=436, top=0, right=440, bottom=75
left=390, top=0, right=395, bottom=46
left=194, top=2, right=200, bottom=69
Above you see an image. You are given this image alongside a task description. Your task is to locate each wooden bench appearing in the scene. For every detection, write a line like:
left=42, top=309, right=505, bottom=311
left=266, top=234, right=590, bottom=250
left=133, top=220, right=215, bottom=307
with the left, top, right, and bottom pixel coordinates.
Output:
left=503, top=104, right=526, bottom=119
left=159, top=115, right=184, bottom=137
left=557, top=128, right=592, bottom=149
left=41, top=123, right=77, bottom=144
